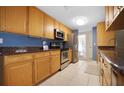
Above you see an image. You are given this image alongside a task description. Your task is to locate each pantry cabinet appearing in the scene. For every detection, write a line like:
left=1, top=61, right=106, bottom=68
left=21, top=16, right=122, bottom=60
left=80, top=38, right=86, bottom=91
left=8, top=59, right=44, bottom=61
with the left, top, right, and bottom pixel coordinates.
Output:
left=97, top=22, right=115, bottom=46
left=5, top=7, right=28, bottom=34
left=50, top=50, right=60, bottom=74
left=29, top=7, right=44, bottom=37
left=4, top=54, right=33, bottom=86
left=44, top=14, right=54, bottom=39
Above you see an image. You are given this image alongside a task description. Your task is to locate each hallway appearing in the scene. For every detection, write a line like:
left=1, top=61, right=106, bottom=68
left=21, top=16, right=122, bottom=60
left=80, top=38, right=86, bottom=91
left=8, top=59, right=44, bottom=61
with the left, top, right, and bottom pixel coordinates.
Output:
left=39, top=60, right=100, bottom=86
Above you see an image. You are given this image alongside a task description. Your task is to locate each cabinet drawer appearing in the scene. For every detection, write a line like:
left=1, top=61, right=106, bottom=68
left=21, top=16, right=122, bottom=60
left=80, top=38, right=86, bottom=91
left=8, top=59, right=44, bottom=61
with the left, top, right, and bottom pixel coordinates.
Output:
left=4, top=54, right=33, bottom=65
left=50, top=50, right=60, bottom=55
left=33, top=52, right=50, bottom=59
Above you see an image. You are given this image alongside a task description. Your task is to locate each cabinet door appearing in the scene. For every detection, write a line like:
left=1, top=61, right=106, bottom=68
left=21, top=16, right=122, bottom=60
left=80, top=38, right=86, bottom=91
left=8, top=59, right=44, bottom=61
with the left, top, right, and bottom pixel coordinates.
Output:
left=51, top=55, right=60, bottom=74
left=4, top=60, right=33, bottom=86
left=97, top=22, right=115, bottom=46
left=0, top=7, right=6, bottom=31
left=44, top=14, right=54, bottom=39
left=34, top=57, right=50, bottom=83
left=105, top=6, right=109, bottom=30
left=113, top=6, right=120, bottom=19
left=54, top=20, right=60, bottom=29
left=109, top=6, right=114, bottom=25
left=69, top=49, right=72, bottom=63
left=29, top=7, right=44, bottom=37
left=5, top=6, right=28, bottom=34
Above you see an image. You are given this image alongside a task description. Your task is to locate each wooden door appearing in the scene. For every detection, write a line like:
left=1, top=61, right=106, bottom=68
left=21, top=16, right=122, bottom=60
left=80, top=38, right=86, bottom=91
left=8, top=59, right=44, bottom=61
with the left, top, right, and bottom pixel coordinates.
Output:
left=34, top=57, right=50, bottom=83
left=4, top=60, right=33, bottom=86
left=44, top=14, right=54, bottom=39
left=5, top=6, right=28, bottom=34
left=29, top=7, right=44, bottom=37
left=0, top=7, right=6, bottom=31
left=51, top=55, right=60, bottom=74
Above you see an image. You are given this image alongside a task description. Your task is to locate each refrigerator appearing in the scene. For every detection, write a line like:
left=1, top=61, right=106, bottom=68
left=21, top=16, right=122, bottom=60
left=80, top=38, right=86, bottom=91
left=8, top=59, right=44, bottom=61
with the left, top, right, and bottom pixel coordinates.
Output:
left=68, top=30, right=79, bottom=63
left=116, top=30, right=124, bottom=58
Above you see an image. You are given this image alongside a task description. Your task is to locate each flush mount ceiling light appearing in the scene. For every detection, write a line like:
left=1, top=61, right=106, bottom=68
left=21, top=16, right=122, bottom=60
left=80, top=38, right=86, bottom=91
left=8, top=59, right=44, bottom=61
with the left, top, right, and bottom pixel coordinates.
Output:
left=73, top=16, right=88, bottom=26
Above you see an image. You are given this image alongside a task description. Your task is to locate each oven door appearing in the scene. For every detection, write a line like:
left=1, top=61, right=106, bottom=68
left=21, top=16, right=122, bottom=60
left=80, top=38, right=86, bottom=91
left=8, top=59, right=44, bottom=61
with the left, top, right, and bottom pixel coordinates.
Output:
left=61, top=51, right=69, bottom=64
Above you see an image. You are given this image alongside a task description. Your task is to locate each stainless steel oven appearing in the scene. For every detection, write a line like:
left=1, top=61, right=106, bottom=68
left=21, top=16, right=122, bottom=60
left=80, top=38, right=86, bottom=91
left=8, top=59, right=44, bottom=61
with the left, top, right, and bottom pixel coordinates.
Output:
left=60, top=49, right=69, bottom=70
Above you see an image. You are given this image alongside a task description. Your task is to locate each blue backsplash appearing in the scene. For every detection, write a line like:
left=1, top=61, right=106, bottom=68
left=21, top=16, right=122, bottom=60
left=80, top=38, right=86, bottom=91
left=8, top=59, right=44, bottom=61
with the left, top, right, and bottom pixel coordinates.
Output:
left=0, top=32, right=62, bottom=47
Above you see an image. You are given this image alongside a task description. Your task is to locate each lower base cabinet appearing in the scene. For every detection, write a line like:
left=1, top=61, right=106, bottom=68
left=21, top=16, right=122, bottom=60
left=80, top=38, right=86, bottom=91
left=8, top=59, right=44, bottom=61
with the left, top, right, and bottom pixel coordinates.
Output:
left=3, top=50, right=61, bottom=86
left=4, top=60, right=33, bottom=86
left=34, top=57, right=50, bottom=84
left=51, top=55, right=60, bottom=74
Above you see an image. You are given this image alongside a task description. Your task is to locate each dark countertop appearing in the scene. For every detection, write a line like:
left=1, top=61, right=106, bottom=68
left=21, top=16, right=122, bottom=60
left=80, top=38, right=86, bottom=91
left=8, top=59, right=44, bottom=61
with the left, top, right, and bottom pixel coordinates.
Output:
left=99, top=49, right=124, bottom=75
left=0, top=47, right=61, bottom=56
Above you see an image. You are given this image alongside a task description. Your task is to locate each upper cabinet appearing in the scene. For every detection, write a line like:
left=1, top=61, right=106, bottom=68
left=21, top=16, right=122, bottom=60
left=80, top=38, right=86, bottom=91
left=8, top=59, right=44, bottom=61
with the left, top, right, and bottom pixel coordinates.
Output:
left=59, top=23, right=68, bottom=41
left=97, top=22, right=115, bottom=46
left=44, top=14, right=54, bottom=39
left=0, top=6, right=72, bottom=40
left=0, top=7, right=6, bottom=31
left=105, top=6, right=124, bottom=31
left=29, top=7, right=44, bottom=37
left=5, top=7, right=28, bottom=34
left=54, top=20, right=60, bottom=29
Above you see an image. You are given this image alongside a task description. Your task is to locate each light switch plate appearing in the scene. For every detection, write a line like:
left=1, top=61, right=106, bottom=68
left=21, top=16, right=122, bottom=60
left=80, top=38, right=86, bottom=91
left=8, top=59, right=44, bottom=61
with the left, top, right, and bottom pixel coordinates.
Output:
left=0, top=38, right=3, bottom=44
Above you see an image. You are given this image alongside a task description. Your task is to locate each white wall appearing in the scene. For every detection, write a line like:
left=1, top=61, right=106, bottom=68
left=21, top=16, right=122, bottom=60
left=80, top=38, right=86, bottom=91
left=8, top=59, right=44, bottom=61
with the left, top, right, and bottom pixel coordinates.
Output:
left=79, top=31, right=93, bottom=59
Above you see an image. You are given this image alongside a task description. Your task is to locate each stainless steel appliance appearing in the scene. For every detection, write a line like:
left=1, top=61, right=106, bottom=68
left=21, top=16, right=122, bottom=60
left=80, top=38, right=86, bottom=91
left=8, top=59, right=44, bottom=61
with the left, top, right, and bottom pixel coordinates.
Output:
left=68, top=30, right=79, bottom=63
left=54, top=29, right=64, bottom=40
left=60, top=49, right=69, bottom=70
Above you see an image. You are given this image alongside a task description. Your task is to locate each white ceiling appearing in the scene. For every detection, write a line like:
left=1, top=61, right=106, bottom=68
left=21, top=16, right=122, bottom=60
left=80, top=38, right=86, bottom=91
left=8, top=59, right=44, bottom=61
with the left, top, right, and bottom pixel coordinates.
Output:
left=37, top=6, right=105, bottom=32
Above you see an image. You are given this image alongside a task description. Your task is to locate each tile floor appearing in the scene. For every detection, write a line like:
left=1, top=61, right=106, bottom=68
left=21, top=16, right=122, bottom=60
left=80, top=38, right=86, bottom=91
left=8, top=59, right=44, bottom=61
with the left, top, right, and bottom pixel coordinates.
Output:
left=39, top=60, right=100, bottom=86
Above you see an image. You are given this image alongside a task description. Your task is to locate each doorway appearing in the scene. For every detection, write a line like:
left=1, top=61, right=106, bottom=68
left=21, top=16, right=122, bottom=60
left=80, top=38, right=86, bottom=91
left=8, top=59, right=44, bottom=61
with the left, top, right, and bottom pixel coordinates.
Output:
left=78, top=34, right=87, bottom=60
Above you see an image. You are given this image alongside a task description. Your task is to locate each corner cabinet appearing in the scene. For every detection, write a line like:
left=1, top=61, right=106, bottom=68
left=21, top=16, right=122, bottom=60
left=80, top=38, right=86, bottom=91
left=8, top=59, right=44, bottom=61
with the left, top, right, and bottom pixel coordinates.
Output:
left=29, top=7, right=44, bottom=37
left=4, top=54, right=33, bottom=86
left=5, top=7, right=28, bottom=34
left=44, top=14, right=54, bottom=39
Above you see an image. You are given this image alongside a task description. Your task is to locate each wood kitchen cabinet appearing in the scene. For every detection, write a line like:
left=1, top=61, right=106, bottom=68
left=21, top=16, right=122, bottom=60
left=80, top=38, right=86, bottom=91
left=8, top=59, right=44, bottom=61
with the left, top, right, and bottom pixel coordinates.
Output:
left=33, top=52, right=50, bottom=84
left=44, top=14, right=54, bottom=39
left=105, top=6, right=124, bottom=31
left=103, top=60, right=112, bottom=86
left=4, top=54, right=33, bottom=86
left=0, top=7, right=6, bottom=31
left=69, top=48, right=72, bottom=63
left=59, top=23, right=68, bottom=41
left=29, top=7, right=44, bottom=37
left=50, top=50, right=60, bottom=74
left=5, top=6, right=28, bottom=34
left=97, top=22, right=115, bottom=46
left=54, top=20, right=60, bottom=29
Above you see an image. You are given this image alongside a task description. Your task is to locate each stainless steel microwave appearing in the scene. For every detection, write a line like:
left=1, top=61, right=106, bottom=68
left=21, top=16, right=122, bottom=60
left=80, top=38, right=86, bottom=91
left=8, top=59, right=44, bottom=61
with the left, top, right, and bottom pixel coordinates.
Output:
left=54, top=29, right=64, bottom=40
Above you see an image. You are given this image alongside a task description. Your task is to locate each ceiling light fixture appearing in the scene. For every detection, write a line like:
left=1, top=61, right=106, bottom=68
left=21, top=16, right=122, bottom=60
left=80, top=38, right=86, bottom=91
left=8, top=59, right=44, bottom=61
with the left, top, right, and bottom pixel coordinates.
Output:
left=73, top=16, right=88, bottom=26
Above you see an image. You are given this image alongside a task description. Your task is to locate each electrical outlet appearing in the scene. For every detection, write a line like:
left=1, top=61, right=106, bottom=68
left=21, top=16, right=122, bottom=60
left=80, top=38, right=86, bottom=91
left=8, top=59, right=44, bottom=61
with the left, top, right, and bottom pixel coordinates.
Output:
left=0, top=38, right=3, bottom=44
